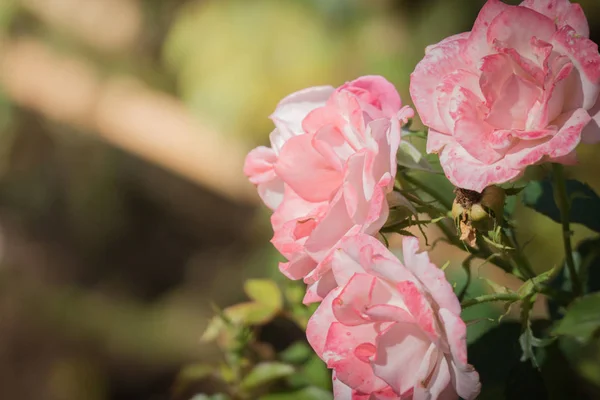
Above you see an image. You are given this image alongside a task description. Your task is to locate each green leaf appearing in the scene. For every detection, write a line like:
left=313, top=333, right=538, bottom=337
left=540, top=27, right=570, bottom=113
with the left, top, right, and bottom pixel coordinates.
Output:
left=469, top=322, right=546, bottom=399
left=522, top=179, right=600, bottom=233
left=190, top=394, right=230, bottom=400
left=178, top=363, right=213, bottom=378
left=504, top=186, right=527, bottom=196
left=396, top=141, right=434, bottom=172
left=259, top=386, right=332, bottom=400
left=553, top=292, right=600, bottom=342
left=279, top=342, right=313, bottom=365
left=300, top=355, right=332, bottom=391
left=244, top=279, right=283, bottom=311
left=240, top=362, right=295, bottom=391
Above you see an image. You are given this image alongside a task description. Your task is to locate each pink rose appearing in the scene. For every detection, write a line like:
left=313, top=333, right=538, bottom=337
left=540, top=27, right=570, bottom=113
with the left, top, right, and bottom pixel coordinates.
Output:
left=410, top=0, right=600, bottom=192
left=244, top=86, right=334, bottom=209
left=245, top=76, right=414, bottom=303
left=306, top=234, right=480, bottom=400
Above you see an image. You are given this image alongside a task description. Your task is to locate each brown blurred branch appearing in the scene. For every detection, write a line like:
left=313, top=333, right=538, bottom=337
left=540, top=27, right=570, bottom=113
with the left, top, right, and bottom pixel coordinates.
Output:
left=19, top=0, right=142, bottom=53
left=0, top=37, right=259, bottom=204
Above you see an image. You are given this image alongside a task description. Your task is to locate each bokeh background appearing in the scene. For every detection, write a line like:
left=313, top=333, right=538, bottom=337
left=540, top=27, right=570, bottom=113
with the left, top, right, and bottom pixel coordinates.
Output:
left=1, top=0, right=600, bottom=399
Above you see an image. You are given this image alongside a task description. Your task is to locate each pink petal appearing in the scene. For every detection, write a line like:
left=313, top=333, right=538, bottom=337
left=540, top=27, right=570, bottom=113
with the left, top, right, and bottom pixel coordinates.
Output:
left=243, top=146, right=283, bottom=209
left=486, top=6, right=556, bottom=62
left=426, top=128, right=453, bottom=154
left=332, top=374, right=399, bottom=400
left=505, top=108, right=591, bottom=169
left=278, top=255, right=316, bottom=280
left=364, top=304, right=413, bottom=324
left=270, top=85, right=334, bottom=139
left=324, top=322, right=389, bottom=393
left=461, top=0, right=513, bottom=64
left=411, top=345, right=455, bottom=400
left=410, top=34, right=468, bottom=133
left=520, top=0, right=589, bottom=38
left=304, top=193, right=355, bottom=261
left=303, top=90, right=367, bottom=150
left=307, top=286, right=342, bottom=355
left=438, top=309, right=481, bottom=400
left=332, top=274, right=379, bottom=326
left=395, top=281, right=440, bottom=343
left=438, top=141, right=523, bottom=192
left=552, top=25, right=600, bottom=110
left=270, top=185, right=326, bottom=230
left=329, top=239, right=371, bottom=285
left=485, top=73, right=542, bottom=130
left=401, top=237, right=461, bottom=315
left=339, top=75, right=402, bottom=119
left=371, top=322, right=432, bottom=396
left=275, top=133, right=343, bottom=202
left=436, top=69, right=482, bottom=131
left=582, top=97, right=600, bottom=144
left=449, top=87, right=502, bottom=164
left=526, top=59, right=573, bottom=130
left=479, top=54, right=513, bottom=106
left=303, top=269, right=337, bottom=304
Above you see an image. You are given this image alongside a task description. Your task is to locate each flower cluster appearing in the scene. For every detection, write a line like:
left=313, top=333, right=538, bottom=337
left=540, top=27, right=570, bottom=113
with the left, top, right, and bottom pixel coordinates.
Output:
left=244, top=1, right=599, bottom=399
left=411, top=0, right=600, bottom=192
left=244, top=77, right=480, bottom=399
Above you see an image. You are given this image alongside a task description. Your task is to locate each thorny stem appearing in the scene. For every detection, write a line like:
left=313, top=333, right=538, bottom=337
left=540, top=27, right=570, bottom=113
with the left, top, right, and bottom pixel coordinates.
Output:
left=401, top=172, right=513, bottom=273
left=402, top=173, right=453, bottom=210
left=500, top=228, right=536, bottom=280
left=552, top=163, right=583, bottom=296
left=461, top=292, right=521, bottom=309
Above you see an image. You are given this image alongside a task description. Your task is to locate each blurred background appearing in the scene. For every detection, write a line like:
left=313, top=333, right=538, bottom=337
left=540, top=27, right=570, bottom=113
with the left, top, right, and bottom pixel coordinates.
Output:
left=0, top=0, right=600, bottom=399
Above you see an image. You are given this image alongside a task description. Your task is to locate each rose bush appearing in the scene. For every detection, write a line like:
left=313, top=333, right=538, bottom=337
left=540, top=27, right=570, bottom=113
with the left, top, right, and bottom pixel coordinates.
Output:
left=306, top=234, right=480, bottom=400
left=244, top=76, right=414, bottom=303
left=410, top=0, right=600, bottom=192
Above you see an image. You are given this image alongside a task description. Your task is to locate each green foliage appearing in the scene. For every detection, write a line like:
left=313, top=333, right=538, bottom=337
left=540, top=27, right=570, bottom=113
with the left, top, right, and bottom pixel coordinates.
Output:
left=522, top=178, right=600, bottom=233
left=259, top=386, right=332, bottom=400
left=554, top=292, right=600, bottom=342
left=240, top=362, right=295, bottom=391
left=396, top=141, right=434, bottom=172
left=202, top=278, right=283, bottom=342
left=163, top=0, right=338, bottom=142
left=244, top=279, right=283, bottom=312
left=279, top=342, right=313, bottom=365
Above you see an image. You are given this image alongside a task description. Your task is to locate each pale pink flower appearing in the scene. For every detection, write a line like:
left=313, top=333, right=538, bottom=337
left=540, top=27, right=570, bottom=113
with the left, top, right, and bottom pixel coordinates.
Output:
left=410, top=0, right=600, bottom=192
left=244, top=86, right=334, bottom=209
left=245, top=76, right=414, bottom=303
left=307, top=234, right=480, bottom=400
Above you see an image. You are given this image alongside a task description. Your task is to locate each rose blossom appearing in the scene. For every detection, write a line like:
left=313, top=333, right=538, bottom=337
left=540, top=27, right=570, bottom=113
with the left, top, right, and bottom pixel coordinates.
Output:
left=244, top=76, right=415, bottom=303
left=306, top=234, right=480, bottom=400
left=244, top=85, right=334, bottom=209
left=410, top=0, right=600, bottom=192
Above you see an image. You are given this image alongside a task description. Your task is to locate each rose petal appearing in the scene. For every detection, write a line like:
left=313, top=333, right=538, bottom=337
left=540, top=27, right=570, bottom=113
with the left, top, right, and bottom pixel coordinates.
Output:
left=582, top=97, right=600, bottom=144
left=552, top=25, right=600, bottom=110
left=486, top=6, right=556, bottom=61
left=461, top=0, right=513, bottom=63
left=520, top=0, right=589, bottom=38
left=410, top=35, right=469, bottom=133
left=438, top=140, right=524, bottom=192
left=505, top=108, right=591, bottom=168
left=324, top=322, right=389, bottom=393
left=339, top=75, right=403, bottom=119
left=275, top=133, right=343, bottom=202
left=270, top=85, right=334, bottom=140
left=486, top=73, right=541, bottom=130
left=371, top=322, right=432, bottom=396
left=401, top=237, right=461, bottom=315
left=438, top=309, right=481, bottom=400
